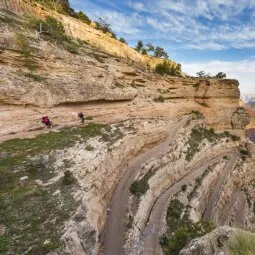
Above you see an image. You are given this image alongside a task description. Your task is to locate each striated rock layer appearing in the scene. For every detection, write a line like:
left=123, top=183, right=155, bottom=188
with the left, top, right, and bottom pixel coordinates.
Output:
left=0, top=5, right=248, bottom=136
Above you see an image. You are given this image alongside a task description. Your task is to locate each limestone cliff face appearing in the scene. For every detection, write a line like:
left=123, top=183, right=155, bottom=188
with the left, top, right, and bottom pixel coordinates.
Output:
left=0, top=3, right=249, bottom=136
left=3, top=0, right=179, bottom=69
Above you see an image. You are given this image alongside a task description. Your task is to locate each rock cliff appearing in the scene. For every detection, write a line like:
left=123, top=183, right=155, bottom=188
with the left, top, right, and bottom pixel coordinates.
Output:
left=0, top=2, right=249, bottom=136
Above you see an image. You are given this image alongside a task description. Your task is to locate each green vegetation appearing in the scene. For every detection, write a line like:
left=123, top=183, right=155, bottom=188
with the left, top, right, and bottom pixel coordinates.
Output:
left=181, top=184, right=187, bottom=192
left=114, top=82, right=125, bottom=88
left=85, top=144, right=94, bottom=151
left=0, top=123, right=113, bottom=254
left=95, top=17, right=116, bottom=39
left=155, top=61, right=182, bottom=76
left=154, top=95, right=165, bottom=103
left=34, top=0, right=91, bottom=24
left=26, top=15, right=80, bottom=54
left=89, top=52, right=105, bottom=63
left=23, top=71, right=46, bottom=82
left=161, top=199, right=215, bottom=255
left=188, top=167, right=212, bottom=200
left=154, top=46, right=169, bottom=59
left=227, top=231, right=255, bottom=255
left=135, top=41, right=169, bottom=59
left=130, top=171, right=153, bottom=197
left=35, top=0, right=72, bottom=15
left=126, top=215, right=134, bottom=230
left=185, top=127, right=227, bottom=161
left=196, top=71, right=227, bottom=79
left=119, top=37, right=127, bottom=44
left=135, top=40, right=144, bottom=52
left=15, top=34, right=38, bottom=70
left=72, top=11, right=91, bottom=24
left=62, top=170, right=75, bottom=185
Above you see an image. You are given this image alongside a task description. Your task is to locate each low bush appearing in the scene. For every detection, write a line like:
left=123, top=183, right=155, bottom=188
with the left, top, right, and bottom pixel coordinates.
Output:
left=161, top=199, right=215, bottom=255
left=154, top=95, right=165, bottom=103
left=15, top=33, right=38, bottom=70
left=23, top=72, right=46, bottom=82
left=181, top=184, right=187, bottom=192
left=26, top=16, right=80, bottom=54
left=155, top=61, right=182, bottom=76
left=185, top=127, right=227, bottom=161
left=130, top=171, right=153, bottom=197
left=227, top=231, right=255, bottom=255
left=85, top=144, right=94, bottom=151
left=62, top=170, right=75, bottom=185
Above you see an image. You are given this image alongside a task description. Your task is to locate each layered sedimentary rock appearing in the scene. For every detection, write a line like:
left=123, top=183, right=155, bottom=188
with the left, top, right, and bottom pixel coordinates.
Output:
left=2, top=0, right=179, bottom=69
left=0, top=7, right=247, bottom=135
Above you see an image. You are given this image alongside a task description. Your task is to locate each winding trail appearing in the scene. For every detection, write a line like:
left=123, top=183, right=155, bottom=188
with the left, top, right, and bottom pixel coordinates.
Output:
left=140, top=153, right=234, bottom=255
left=221, top=190, right=246, bottom=227
left=100, top=116, right=189, bottom=255
left=203, top=154, right=237, bottom=220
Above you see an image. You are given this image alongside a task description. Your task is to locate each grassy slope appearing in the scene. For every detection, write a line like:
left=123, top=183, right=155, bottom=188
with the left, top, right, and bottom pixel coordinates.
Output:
left=0, top=123, right=117, bottom=254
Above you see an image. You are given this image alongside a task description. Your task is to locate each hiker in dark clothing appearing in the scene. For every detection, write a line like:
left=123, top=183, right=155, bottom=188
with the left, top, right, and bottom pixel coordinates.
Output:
left=78, top=112, right=85, bottom=124
left=41, top=116, right=52, bottom=128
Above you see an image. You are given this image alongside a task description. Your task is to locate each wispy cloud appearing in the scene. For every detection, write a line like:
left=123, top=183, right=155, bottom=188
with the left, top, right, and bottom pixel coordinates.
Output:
left=70, top=0, right=255, bottom=93
left=182, top=59, right=255, bottom=93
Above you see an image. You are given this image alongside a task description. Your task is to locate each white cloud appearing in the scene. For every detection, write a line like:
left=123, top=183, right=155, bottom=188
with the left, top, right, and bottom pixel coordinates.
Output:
left=128, top=1, right=144, bottom=12
left=182, top=59, right=255, bottom=93
left=135, top=0, right=255, bottom=50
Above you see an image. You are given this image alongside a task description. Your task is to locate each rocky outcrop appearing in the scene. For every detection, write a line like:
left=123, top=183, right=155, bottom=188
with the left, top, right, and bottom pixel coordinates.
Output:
left=231, top=107, right=250, bottom=129
left=0, top=3, right=248, bottom=135
left=2, top=0, right=179, bottom=69
left=179, top=227, right=255, bottom=255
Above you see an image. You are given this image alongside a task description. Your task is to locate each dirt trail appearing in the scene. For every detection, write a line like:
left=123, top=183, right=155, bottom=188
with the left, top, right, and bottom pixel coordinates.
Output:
left=140, top=153, right=234, bottom=255
left=221, top=190, right=246, bottom=227
left=203, top=154, right=237, bottom=220
left=0, top=120, right=85, bottom=143
left=100, top=116, right=189, bottom=255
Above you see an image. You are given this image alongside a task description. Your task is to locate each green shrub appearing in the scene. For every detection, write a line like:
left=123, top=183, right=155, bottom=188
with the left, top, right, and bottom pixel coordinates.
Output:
left=119, top=37, right=127, bottom=44
left=0, top=236, right=9, bottom=253
left=26, top=15, right=79, bottom=54
left=155, top=61, right=173, bottom=75
left=64, top=42, right=79, bottom=54
left=23, top=72, right=46, bottom=82
left=154, top=95, right=165, bottom=103
left=227, top=231, right=255, bottom=255
left=155, top=61, right=181, bottom=76
left=239, top=149, right=249, bottom=156
left=162, top=198, right=215, bottom=255
left=62, top=170, right=75, bottom=185
left=73, top=11, right=91, bottom=24
left=85, top=145, right=94, bottom=151
left=185, top=127, right=227, bottom=161
left=231, top=134, right=240, bottom=141
left=15, top=34, right=38, bottom=70
left=115, top=82, right=125, bottom=88
left=130, top=171, right=153, bottom=197
left=181, top=184, right=187, bottom=192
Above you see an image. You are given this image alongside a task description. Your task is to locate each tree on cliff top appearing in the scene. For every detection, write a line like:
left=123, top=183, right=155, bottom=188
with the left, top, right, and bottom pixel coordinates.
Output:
left=95, top=17, right=116, bottom=38
left=215, top=72, right=226, bottom=79
left=135, top=40, right=144, bottom=52
left=154, top=46, right=169, bottom=59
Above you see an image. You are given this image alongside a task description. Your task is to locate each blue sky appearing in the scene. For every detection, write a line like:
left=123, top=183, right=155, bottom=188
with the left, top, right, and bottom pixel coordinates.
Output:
left=70, top=0, right=255, bottom=94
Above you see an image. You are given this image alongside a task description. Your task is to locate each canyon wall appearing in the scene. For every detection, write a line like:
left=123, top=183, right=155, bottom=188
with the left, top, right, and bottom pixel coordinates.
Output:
left=0, top=2, right=249, bottom=136
left=2, top=0, right=179, bottom=69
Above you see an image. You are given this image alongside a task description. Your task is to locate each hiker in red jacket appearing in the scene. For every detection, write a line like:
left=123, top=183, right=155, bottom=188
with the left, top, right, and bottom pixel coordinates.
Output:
left=41, top=116, right=52, bottom=128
